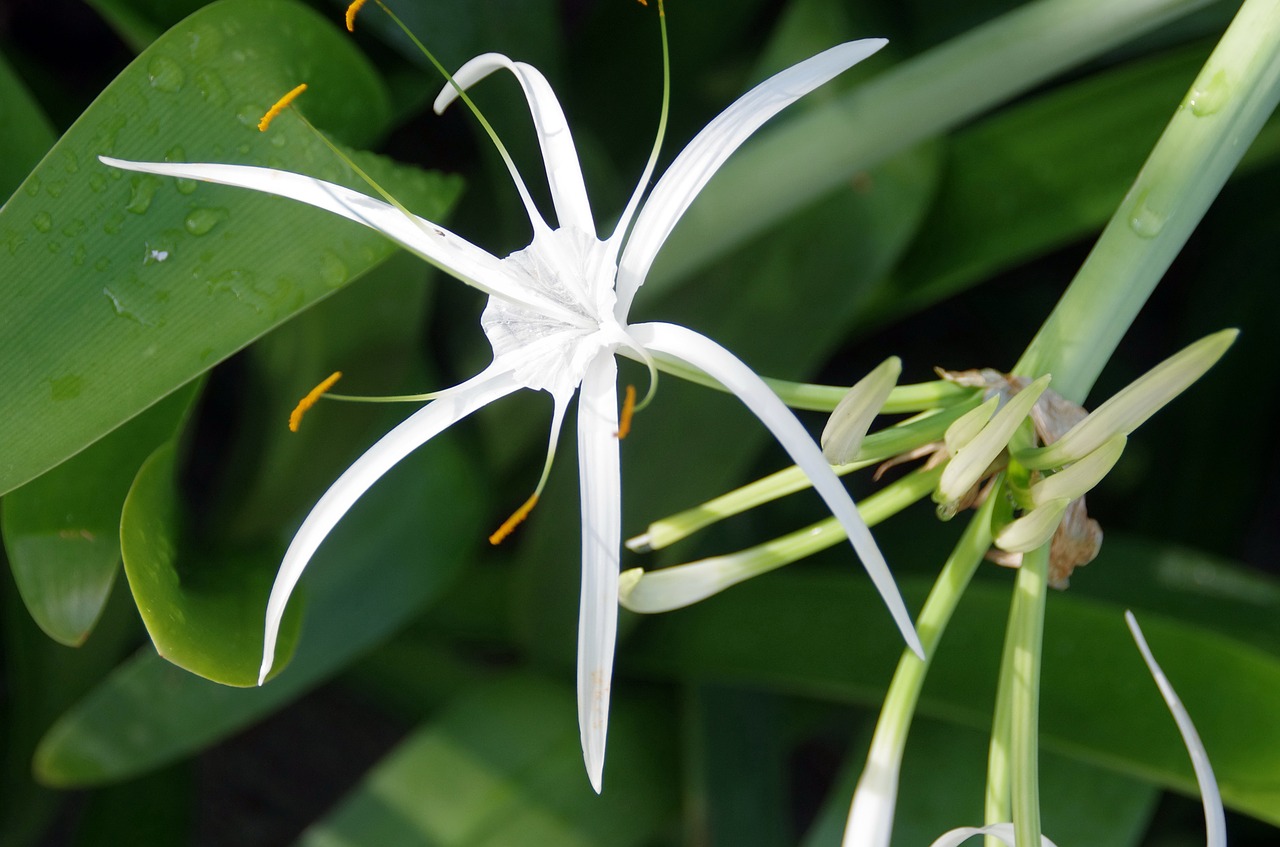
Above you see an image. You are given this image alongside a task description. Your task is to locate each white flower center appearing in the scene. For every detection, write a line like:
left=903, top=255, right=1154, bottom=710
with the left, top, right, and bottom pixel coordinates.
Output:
left=482, top=227, right=624, bottom=399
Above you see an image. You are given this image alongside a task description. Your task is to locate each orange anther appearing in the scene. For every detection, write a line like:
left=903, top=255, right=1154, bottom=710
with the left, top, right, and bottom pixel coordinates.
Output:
left=616, top=384, right=637, bottom=439
left=345, top=0, right=369, bottom=31
left=258, top=83, right=308, bottom=132
left=288, top=371, right=342, bottom=432
left=489, top=493, right=539, bottom=545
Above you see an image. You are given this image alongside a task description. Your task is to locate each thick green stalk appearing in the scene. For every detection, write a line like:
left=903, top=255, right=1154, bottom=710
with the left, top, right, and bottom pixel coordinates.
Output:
left=646, top=0, right=1218, bottom=300
left=841, top=493, right=997, bottom=846
left=1016, top=0, right=1280, bottom=400
left=988, top=545, right=1049, bottom=847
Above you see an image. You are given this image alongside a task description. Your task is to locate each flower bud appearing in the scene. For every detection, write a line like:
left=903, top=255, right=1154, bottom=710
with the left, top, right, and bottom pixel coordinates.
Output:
left=822, top=357, right=901, bottom=464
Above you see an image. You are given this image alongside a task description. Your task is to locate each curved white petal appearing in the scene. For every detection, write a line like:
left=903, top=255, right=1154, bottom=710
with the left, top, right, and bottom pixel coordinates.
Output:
left=842, top=743, right=901, bottom=847
left=630, top=322, right=922, bottom=659
left=435, top=54, right=595, bottom=237
left=259, top=365, right=522, bottom=684
left=98, top=156, right=577, bottom=322
left=575, top=352, right=621, bottom=793
left=614, top=39, right=887, bottom=316
left=928, top=823, right=1059, bottom=847
left=1126, top=611, right=1226, bottom=847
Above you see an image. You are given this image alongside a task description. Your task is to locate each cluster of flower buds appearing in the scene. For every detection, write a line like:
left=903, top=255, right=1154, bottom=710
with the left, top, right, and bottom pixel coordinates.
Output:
left=620, top=329, right=1236, bottom=609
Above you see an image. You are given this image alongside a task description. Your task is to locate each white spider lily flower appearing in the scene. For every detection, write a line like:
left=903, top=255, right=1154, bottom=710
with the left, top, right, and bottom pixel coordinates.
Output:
left=927, top=612, right=1225, bottom=847
left=101, top=39, right=923, bottom=792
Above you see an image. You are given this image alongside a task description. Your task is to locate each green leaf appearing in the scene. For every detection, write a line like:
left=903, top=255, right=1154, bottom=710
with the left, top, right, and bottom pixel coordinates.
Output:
left=34, top=385, right=483, bottom=784
left=801, top=717, right=1158, bottom=847
left=296, top=674, right=678, bottom=847
left=0, top=51, right=57, bottom=200
left=119, top=441, right=303, bottom=686
left=624, top=561, right=1280, bottom=825
left=2, top=381, right=200, bottom=646
left=0, top=0, right=461, bottom=497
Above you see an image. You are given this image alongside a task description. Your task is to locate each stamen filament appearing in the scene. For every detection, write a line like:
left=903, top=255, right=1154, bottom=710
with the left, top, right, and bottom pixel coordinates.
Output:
left=289, top=371, right=342, bottom=432
left=616, top=385, right=638, bottom=439
left=345, top=0, right=368, bottom=31
left=489, top=494, right=539, bottom=545
left=609, top=0, right=670, bottom=247
left=258, top=83, right=308, bottom=133
left=355, top=0, right=533, bottom=221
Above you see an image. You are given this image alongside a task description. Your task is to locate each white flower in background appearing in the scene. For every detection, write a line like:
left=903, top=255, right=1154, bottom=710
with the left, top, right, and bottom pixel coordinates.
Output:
left=102, top=36, right=924, bottom=791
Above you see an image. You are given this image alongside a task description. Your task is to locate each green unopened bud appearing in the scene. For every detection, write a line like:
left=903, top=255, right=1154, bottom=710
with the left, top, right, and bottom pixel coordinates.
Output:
left=936, top=375, right=1050, bottom=509
left=822, top=357, right=902, bottom=464
left=994, top=497, right=1070, bottom=553
left=944, top=396, right=999, bottom=455
left=1017, top=329, right=1237, bottom=470
left=1030, top=434, right=1126, bottom=507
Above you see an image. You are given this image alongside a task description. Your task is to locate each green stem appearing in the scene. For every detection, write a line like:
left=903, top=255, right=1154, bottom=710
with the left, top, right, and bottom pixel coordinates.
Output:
left=1015, top=0, right=1280, bottom=400
left=1002, top=543, right=1050, bottom=847
left=842, top=491, right=998, bottom=845
left=646, top=0, right=1218, bottom=300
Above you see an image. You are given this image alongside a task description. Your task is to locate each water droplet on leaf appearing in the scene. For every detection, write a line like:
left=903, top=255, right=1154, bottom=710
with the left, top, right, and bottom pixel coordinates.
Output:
left=147, top=56, right=185, bottom=92
left=184, top=207, right=229, bottom=236
left=32, top=212, right=52, bottom=232
left=127, top=176, right=159, bottom=214
left=1186, top=69, right=1229, bottom=117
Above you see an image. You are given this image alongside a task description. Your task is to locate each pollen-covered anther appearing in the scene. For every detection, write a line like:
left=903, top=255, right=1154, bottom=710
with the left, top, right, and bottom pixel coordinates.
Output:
left=616, top=384, right=637, bottom=439
left=288, top=371, right=342, bottom=432
left=345, top=0, right=369, bottom=31
left=258, top=83, right=308, bottom=132
left=489, top=493, right=540, bottom=545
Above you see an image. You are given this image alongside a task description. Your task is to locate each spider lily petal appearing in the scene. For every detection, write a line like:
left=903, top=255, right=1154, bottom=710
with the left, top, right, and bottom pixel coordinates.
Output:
left=822, top=356, right=901, bottom=465
left=576, top=353, right=621, bottom=792
left=928, top=823, right=1060, bottom=847
left=96, top=156, right=577, bottom=321
left=434, top=53, right=595, bottom=236
left=630, top=321, right=923, bottom=659
left=260, top=366, right=522, bottom=683
left=614, top=39, right=888, bottom=316
left=1126, top=611, right=1226, bottom=847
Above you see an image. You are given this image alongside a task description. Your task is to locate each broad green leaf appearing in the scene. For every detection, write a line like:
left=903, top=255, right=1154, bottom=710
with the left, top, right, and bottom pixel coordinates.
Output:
left=0, top=0, right=460, bottom=497
left=0, top=573, right=140, bottom=846
left=296, top=674, right=678, bottom=847
left=119, top=441, right=303, bottom=685
left=643, top=0, right=1218, bottom=303
left=0, top=51, right=56, bottom=200
left=2, top=381, right=200, bottom=646
left=624, top=563, right=1280, bottom=825
left=34, top=384, right=483, bottom=784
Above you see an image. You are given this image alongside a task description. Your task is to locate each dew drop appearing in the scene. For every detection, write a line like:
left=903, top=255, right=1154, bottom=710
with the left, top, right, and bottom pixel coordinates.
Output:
left=1187, top=69, right=1229, bottom=118
left=94, top=256, right=112, bottom=273
left=165, top=145, right=186, bottom=162
left=62, top=150, right=80, bottom=174
left=102, top=286, right=148, bottom=325
left=236, top=103, right=265, bottom=128
left=61, top=219, right=86, bottom=237
left=47, top=241, right=62, bottom=254
left=270, top=132, right=288, bottom=148
left=319, top=251, right=348, bottom=288
left=1128, top=194, right=1166, bottom=239
left=24, top=177, right=41, bottom=197
left=194, top=69, right=229, bottom=107
left=185, top=24, right=223, bottom=61
left=176, top=178, right=198, bottom=195
left=32, top=212, right=53, bottom=233
left=184, top=207, right=229, bottom=236
left=147, top=56, right=186, bottom=93
left=45, top=179, right=66, bottom=198
left=72, top=244, right=87, bottom=266
left=127, top=176, right=159, bottom=214
left=103, top=212, right=125, bottom=235
left=89, top=173, right=107, bottom=193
